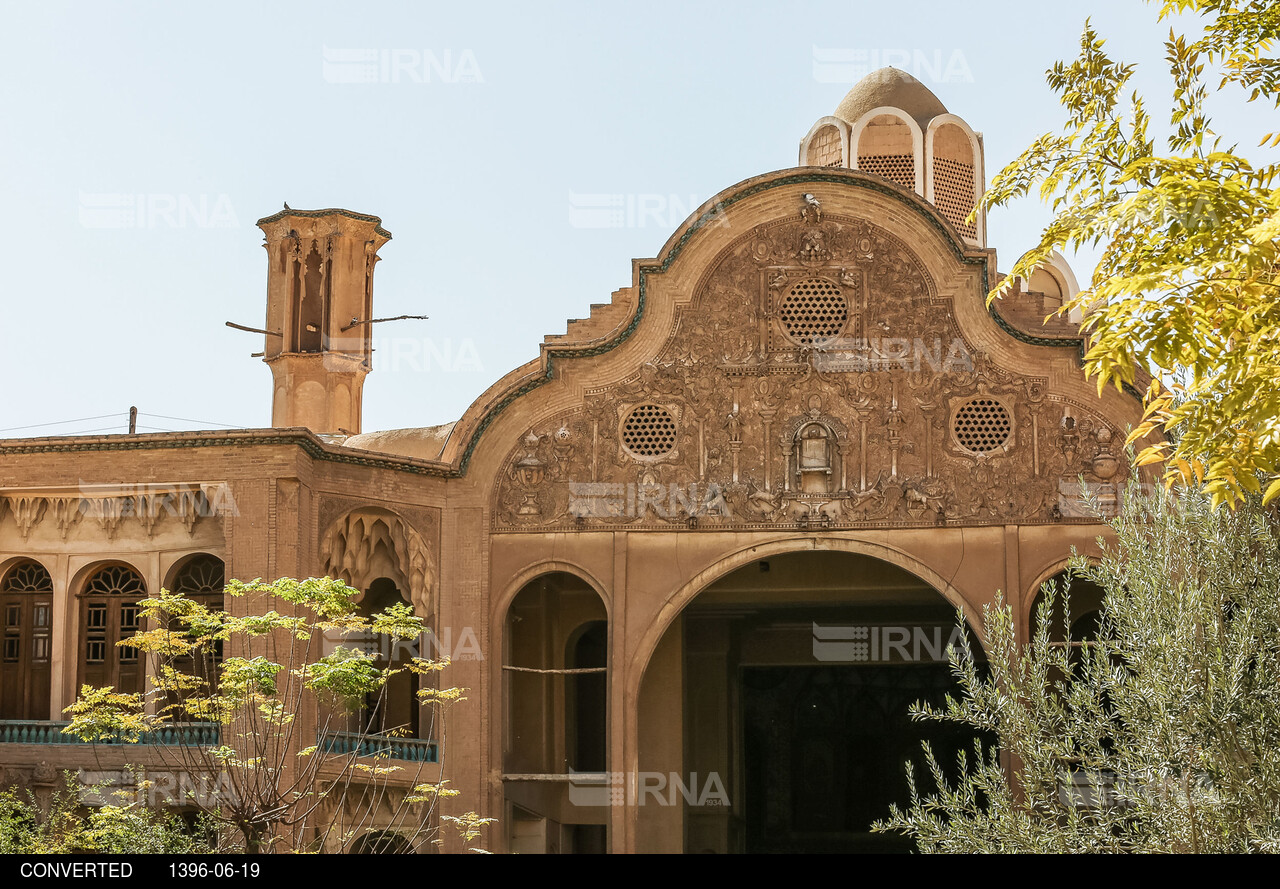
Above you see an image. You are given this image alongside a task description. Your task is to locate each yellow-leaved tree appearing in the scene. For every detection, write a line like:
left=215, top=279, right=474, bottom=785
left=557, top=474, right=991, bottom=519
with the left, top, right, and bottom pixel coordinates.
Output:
left=983, top=0, right=1280, bottom=507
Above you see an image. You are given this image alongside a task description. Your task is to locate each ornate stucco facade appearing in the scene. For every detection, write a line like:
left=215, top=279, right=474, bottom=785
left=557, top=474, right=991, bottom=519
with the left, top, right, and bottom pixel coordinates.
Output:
left=0, top=70, right=1147, bottom=853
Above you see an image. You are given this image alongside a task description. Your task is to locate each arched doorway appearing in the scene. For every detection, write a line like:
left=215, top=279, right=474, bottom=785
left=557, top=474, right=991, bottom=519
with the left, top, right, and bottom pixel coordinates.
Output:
left=637, top=549, right=988, bottom=853
left=502, top=571, right=609, bottom=854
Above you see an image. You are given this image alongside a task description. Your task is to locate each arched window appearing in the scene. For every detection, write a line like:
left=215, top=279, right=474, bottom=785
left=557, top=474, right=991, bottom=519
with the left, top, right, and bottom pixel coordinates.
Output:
left=360, top=577, right=419, bottom=737
left=1, top=560, right=53, bottom=720
left=78, top=564, right=147, bottom=694
left=171, top=555, right=225, bottom=603
left=1027, top=267, right=1066, bottom=313
left=167, top=555, right=226, bottom=705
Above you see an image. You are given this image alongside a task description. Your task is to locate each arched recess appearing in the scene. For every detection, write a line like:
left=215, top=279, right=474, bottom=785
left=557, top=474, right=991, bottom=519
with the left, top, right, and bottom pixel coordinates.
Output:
left=849, top=107, right=925, bottom=196
left=925, top=114, right=984, bottom=245
left=1027, top=565, right=1106, bottom=646
left=502, top=570, right=610, bottom=855
left=1019, top=249, right=1083, bottom=322
left=321, top=509, right=436, bottom=742
left=357, top=577, right=421, bottom=737
left=291, top=240, right=328, bottom=353
left=320, top=507, right=436, bottom=617
left=632, top=537, right=982, bottom=687
left=799, top=116, right=850, bottom=168
left=0, top=558, right=53, bottom=719
left=629, top=539, right=988, bottom=854
left=165, top=552, right=225, bottom=601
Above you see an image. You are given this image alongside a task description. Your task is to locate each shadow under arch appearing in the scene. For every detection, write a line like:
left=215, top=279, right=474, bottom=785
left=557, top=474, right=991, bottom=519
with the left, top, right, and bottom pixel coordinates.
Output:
left=490, top=559, right=612, bottom=630
left=628, top=538, right=990, bottom=854
left=628, top=535, right=984, bottom=690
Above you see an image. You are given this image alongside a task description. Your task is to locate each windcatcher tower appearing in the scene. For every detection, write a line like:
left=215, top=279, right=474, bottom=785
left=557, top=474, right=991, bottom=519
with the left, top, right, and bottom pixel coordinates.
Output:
left=255, top=208, right=391, bottom=435
left=799, top=67, right=987, bottom=247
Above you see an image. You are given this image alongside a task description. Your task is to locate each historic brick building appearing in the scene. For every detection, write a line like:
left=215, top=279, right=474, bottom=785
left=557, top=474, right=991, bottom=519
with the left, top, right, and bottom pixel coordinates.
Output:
left=0, top=69, right=1142, bottom=852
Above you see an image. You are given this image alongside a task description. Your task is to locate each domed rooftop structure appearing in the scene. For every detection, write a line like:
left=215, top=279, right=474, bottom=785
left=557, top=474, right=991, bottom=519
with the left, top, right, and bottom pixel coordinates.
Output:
left=832, top=67, right=948, bottom=129
left=799, top=67, right=986, bottom=247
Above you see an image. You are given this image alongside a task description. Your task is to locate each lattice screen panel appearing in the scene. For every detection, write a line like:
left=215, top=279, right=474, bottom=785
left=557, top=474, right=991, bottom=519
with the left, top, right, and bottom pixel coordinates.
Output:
left=780, top=278, right=849, bottom=345
left=932, top=157, right=977, bottom=239
left=857, top=153, right=915, bottom=190
left=953, top=398, right=1012, bottom=454
left=622, top=404, right=678, bottom=458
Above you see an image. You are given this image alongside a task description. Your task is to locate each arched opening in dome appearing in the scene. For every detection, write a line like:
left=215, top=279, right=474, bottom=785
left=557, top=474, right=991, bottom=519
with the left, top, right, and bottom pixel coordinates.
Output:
left=855, top=112, right=918, bottom=193
left=804, top=123, right=845, bottom=167
left=928, top=121, right=979, bottom=242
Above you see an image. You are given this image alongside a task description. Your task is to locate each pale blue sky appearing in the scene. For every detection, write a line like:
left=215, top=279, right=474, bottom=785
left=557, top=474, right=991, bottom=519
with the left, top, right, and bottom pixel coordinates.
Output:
left=1, top=1, right=1272, bottom=437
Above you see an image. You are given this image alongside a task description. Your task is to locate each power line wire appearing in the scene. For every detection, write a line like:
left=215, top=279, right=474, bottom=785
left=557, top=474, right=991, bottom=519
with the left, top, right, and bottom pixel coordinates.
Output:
left=0, top=414, right=123, bottom=433
left=37, top=425, right=129, bottom=436
left=137, top=412, right=245, bottom=429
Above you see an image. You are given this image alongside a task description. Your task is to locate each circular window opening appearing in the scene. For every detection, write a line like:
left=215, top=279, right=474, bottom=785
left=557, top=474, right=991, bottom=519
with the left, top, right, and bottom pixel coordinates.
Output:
left=622, top=404, right=678, bottom=458
left=953, top=398, right=1012, bottom=454
left=780, top=278, right=848, bottom=345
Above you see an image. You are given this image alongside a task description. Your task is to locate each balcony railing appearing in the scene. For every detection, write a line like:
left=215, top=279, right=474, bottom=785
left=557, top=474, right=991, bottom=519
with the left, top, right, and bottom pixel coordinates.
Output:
left=317, top=730, right=439, bottom=763
left=0, top=720, right=219, bottom=746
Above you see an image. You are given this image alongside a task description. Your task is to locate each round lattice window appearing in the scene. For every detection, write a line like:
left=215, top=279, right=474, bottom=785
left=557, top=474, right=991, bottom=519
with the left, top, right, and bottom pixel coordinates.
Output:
left=953, top=398, right=1012, bottom=454
left=2, top=560, right=52, bottom=592
left=780, top=278, right=848, bottom=345
left=622, top=404, right=678, bottom=458
left=84, top=565, right=146, bottom=597
left=172, top=555, right=225, bottom=595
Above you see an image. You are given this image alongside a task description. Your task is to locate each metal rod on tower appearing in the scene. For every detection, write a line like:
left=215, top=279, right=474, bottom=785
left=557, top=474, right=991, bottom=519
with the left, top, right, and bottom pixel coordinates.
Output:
left=129, top=406, right=137, bottom=435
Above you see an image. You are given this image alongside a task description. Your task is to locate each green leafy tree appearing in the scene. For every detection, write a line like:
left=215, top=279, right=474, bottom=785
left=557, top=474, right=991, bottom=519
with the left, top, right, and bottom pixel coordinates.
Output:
left=0, top=772, right=215, bottom=854
left=983, top=0, right=1280, bottom=507
left=876, top=480, right=1280, bottom=852
left=61, top=576, right=489, bottom=853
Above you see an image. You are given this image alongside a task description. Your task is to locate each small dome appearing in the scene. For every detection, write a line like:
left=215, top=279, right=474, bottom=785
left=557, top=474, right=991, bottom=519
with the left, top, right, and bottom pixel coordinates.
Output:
left=833, top=68, right=948, bottom=128
left=341, top=422, right=456, bottom=462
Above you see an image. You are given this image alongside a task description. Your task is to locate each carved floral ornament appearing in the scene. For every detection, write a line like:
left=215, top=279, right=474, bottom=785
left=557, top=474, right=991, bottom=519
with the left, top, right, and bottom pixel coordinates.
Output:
left=319, top=509, right=436, bottom=616
left=493, top=194, right=1128, bottom=531
left=0, top=484, right=232, bottom=541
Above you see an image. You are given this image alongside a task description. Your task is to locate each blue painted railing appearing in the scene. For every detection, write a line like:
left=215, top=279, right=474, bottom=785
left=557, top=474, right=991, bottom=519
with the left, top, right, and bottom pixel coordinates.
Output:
left=0, top=720, right=219, bottom=746
left=317, top=730, right=439, bottom=763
